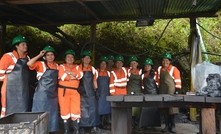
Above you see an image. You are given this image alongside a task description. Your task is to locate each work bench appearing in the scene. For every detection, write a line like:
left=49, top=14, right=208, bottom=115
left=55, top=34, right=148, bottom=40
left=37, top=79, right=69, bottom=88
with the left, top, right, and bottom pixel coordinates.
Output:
left=106, top=94, right=221, bottom=134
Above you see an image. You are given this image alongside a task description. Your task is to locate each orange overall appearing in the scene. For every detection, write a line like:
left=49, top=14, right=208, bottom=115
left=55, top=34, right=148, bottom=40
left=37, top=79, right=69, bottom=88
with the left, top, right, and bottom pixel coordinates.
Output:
left=58, top=64, right=83, bottom=120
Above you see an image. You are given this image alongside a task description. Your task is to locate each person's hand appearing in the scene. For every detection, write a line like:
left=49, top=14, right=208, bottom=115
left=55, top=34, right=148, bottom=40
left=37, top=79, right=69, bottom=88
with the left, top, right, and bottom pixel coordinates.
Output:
left=95, top=88, right=100, bottom=99
left=149, top=69, right=155, bottom=78
left=77, top=86, right=86, bottom=95
left=39, top=50, right=46, bottom=57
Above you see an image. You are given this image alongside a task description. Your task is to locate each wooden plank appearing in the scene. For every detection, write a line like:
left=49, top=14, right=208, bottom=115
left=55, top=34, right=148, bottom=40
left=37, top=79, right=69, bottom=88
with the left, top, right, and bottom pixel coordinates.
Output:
left=163, top=95, right=184, bottom=101
left=201, top=108, right=216, bottom=134
left=106, top=95, right=124, bottom=102
left=124, top=95, right=144, bottom=102
left=144, top=95, right=163, bottom=102
left=111, top=107, right=132, bottom=134
left=184, top=95, right=205, bottom=102
left=206, top=97, right=221, bottom=103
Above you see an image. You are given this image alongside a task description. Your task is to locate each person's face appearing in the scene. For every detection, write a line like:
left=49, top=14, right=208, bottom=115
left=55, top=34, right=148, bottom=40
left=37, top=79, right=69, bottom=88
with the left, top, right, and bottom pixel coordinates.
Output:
left=144, top=64, right=152, bottom=72
left=45, top=52, right=55, bottom=63
left=162, top=58, right=170, bottom=68
left=108, top=60, right=114, bottom=67
left=130, top=61, right=138, bottom=69
left=65, top=54, right=74, bottom=64
left=16, top=42, right=28, bottom=52
left=115, top=61, right=123, bottom=69
left=100, top=61, right=107, bottom=70
left=82, top=56, right=91, bottom=64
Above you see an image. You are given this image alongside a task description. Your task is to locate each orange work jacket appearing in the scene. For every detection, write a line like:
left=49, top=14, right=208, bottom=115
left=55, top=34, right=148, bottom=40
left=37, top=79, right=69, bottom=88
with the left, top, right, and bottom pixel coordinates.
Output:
left=155, top=65, right=181, bottom=89
left=29, top=61, right=58, bottom=80
left=0, top=50, right=28, bottom=81
left=109, top=67, right=128, bottom=95
left=58, top=64, right=83, bottom=88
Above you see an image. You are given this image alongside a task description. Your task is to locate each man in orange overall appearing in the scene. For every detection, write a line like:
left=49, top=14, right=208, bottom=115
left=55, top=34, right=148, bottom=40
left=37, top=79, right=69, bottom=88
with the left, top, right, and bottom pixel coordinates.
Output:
left=109, top=55, right=128, bottom=95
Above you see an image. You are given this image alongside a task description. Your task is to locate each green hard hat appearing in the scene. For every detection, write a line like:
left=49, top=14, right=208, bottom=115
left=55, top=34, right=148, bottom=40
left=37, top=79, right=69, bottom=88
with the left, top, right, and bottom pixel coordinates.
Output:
left=11, top=35, right=27, bottom=47
left=63, top=49, right=76, bottom=59
left=161, top=52, right=172, bottom=60
left=115, top=55, right=124, bottom=62
left=143, top=58, right=153, bottom=65
left=43, top=45, right=57, bottom=55
left=81, top=50, right=92, bottom=58
left=128, top=56, right=138, bottom=63
left=107, top=55, right=115, bottom=61
left=99, top=56, right=108, bottom=63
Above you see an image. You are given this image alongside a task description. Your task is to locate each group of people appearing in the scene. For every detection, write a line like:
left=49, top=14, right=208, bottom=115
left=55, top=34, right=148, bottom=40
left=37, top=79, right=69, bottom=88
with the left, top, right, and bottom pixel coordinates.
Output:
left=0, top=35, right=182, bottom=134
left=109, top=53, right=181, bottom=133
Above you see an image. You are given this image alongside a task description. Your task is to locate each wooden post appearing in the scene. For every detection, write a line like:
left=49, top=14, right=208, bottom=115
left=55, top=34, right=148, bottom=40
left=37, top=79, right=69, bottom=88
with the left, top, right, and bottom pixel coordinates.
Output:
left=90, top=22, right=96, bottom=66
left=111, top=106, right=132, bottom=134
left=219, top=109, right=221, bottom=134
left=0, top=24, right=6, bottom=57
left=201, top=108, right=216, bottom=134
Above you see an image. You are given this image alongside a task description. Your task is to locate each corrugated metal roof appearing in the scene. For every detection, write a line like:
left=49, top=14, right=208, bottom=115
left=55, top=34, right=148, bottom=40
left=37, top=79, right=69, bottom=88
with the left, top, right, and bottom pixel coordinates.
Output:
left=0, top=0, right=221, bottom=26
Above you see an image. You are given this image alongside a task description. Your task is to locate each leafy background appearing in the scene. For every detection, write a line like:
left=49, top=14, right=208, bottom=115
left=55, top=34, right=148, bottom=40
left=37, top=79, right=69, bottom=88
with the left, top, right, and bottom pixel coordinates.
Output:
left=3, top=12, right=221, bottom=93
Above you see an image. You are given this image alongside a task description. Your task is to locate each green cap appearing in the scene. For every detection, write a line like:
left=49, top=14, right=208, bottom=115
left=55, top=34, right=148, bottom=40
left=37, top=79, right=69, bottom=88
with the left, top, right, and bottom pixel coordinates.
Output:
left=143, top=58, right=153, bottom=65
left=128, top=56, right=138, bottom=63
left=161, top=52, right=172, bottom=60
left=11, top=35, right=27, bottom=47
left=81, top=50, right=92, bottom=58
left=43, top=45, right=56, bottom=55
left=99, top=56, right=108, bottom=63
left=115, top=55, right=124, bottom=62
left=63, top=49, right=76, bottom=59
left=107, top=55, right=115, bottom=61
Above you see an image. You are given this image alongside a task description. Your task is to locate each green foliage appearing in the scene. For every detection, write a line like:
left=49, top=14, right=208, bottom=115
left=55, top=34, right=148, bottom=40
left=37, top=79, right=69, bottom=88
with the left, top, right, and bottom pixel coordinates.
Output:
left=4, top=13, right=221, bottom=92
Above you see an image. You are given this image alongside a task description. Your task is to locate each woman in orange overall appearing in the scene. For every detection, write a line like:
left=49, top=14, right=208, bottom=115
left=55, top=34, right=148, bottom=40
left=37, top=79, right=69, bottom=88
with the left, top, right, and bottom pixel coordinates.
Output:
left=0, top=35, right=30, bottom=117
left=58, top=49, right=83, bottom=134
left=27, top=45, right=59, bottom=132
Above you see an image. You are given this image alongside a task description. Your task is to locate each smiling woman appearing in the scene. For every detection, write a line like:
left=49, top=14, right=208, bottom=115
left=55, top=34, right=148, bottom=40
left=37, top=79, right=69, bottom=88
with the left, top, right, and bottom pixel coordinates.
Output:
left=57, top=49, right=83, bottom=134
left=27, top=45, right=59, bottom=132
left=155, top=52, right=182, bottom=133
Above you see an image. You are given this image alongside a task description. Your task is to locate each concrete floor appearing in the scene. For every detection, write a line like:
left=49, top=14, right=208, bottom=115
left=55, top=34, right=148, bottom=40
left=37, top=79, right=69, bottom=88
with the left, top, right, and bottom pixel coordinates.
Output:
left=50, top=123, right=199, bottom=134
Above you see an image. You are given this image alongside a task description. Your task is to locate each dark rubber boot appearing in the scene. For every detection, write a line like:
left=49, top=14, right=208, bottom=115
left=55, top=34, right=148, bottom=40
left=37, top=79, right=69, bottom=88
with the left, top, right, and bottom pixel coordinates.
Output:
left=63, top=120, right=70, bottom=134
left=169, top=115, right=176, bottom=133
left=91, top=126, right=101, bottom=133
left=161, top=114, right=169, bottom=132
left=101, top=115, right=107, bottom=129
left=72, top=120, right=80, bottom=134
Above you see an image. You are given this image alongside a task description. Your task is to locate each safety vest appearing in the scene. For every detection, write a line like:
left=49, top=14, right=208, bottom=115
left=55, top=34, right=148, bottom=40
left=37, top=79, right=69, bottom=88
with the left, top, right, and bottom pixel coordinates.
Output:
left=156, top=65, right=181, bottom=89
left=36, top=61, right=58, bottom=80
left=127, top=68, right=142, bottom=80
left=0, top=52, right=29, bottom=81
left=109, top=67, right=127, bottom=94
left=59, top=64, right=83, bottom=81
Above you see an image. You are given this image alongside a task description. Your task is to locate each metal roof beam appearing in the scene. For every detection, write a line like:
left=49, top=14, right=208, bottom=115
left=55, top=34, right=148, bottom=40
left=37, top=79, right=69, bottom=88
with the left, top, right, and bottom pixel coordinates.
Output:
left=0, top=0, right=56, bottom=25
left=3, top=12, right=217, bottom=26
left=0, top=0, right=75, bottom=5
left=76, top=0, right=101, bottom=21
